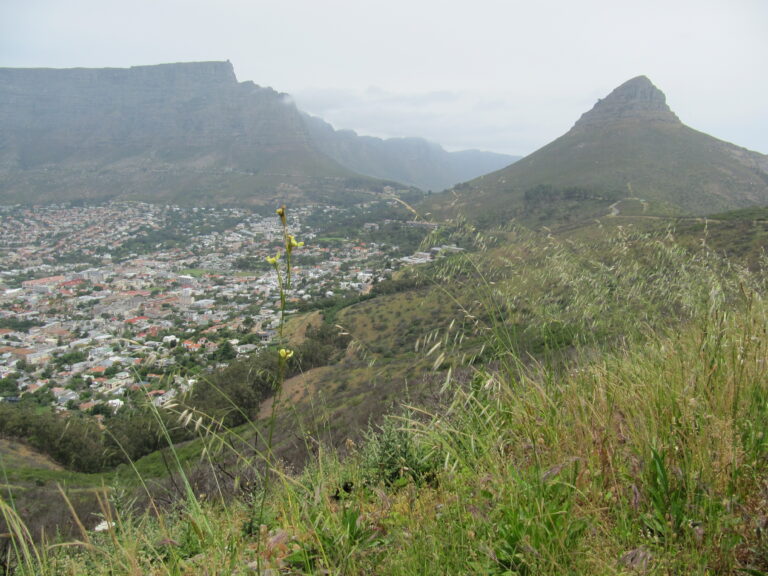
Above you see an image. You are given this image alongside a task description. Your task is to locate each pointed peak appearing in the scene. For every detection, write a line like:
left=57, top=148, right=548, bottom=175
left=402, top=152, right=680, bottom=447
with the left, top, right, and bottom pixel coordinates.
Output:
left=618, top=75, right=656, bottom=88
left=609, top=75, right=667, bottom=104
left=575, top=76, right=680, bottom=128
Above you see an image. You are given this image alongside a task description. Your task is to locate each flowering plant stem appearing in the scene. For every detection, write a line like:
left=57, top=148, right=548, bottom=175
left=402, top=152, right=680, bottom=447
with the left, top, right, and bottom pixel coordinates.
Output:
left=253, top=205, right=300, bottom=569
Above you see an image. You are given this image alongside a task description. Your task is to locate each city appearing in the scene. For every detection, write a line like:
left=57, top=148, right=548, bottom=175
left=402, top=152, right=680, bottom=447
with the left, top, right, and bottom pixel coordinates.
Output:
left=0, top=200, right=436, bottom=415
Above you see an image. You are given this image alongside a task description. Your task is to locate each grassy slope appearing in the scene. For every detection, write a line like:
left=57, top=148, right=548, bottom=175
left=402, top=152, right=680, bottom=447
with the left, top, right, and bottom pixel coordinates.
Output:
left=427, top=119, right=768, bottom=226
left=149, top=210, right=768, bottom=471
left=0, top=439, right=63, bottom=474
left=0, top=439, right=110, bottom=550
left=4, top=212, right=768, bottom=573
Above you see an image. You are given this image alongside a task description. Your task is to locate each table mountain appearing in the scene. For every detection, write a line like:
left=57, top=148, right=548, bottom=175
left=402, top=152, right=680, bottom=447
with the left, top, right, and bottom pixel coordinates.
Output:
left=0, top=61, right=512, bottom=205
left=432, top=76, right=768, bottom=225
left=0, top=62, right=369, bottom=204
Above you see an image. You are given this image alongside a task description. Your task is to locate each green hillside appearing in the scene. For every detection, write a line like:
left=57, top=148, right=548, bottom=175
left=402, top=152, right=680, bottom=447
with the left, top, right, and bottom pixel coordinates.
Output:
left=3, top=212, right=768, bottom=574
left=428, top=76, right=768, bottom=226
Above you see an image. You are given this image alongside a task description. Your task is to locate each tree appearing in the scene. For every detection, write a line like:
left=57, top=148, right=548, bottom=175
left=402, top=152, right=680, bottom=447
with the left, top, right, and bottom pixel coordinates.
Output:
left=0, top=377, right=18, bottom=397
left=216, top=340, right=237, bottom=361
left=187, top=351, right=278, bottom=427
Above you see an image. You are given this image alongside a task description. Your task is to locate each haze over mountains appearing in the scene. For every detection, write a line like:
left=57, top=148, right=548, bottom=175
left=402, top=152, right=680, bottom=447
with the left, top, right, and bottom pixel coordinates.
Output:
left=0, top=61, right=515, bottom=205
left=303, top=113, right=518, bottom=192
left=2, top=63, right=767, bottom=218
left=436, top=76, right=768, bottom=224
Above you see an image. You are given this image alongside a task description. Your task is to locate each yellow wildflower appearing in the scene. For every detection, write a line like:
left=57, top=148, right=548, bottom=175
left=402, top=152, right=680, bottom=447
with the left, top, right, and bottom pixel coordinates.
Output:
left=279, top=348, right=294, bottom=359
left=286, top=234, right=304, bottom=252
left=266, top=253, right=280, bottom=265
left=276, top=205, right=286, bottom=226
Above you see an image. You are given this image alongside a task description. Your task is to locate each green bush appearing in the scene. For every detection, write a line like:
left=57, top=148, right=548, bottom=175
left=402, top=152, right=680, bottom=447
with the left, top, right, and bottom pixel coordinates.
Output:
left=360, top=412, right=437, bottom=487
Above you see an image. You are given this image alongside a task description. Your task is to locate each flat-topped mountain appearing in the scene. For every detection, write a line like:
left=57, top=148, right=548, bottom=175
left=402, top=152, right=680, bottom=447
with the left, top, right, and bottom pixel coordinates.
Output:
left=1, top=62, right=319, bottom=170
left=432, top=76, right=768, bottom=224
left=0, top=61, right=511, bottom=205
left=0, top=61, right=374, bottom=205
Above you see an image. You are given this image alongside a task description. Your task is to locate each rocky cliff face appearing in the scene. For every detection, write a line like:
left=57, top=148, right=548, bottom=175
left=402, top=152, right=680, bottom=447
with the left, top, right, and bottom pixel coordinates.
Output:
left=0, top=62, right=368, bottom=204
left=574, top=76, right=680, bottom=128
left=0, top=61, right=516, bottom=204
left=0, top=61, right=322, bottom=170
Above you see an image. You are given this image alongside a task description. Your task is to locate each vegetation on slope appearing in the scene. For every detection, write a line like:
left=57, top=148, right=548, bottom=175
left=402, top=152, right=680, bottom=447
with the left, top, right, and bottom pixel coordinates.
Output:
left=426, top=77, right=768, bottom=227
left=2, top=218, right=768, bottom=574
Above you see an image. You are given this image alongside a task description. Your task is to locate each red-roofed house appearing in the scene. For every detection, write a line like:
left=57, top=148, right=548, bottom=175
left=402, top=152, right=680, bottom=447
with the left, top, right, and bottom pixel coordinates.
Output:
left=182, top=340, right=201, bottom=351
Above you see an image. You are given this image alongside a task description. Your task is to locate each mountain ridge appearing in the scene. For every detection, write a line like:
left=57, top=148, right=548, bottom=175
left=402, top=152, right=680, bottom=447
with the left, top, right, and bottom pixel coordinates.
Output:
left=0, top=61, right=362, bottom=205
left=0, top=61, right=512, bottom=205
left=429, top=76, right=768, bottom=224
left=302, top=113, right=519, bottom=192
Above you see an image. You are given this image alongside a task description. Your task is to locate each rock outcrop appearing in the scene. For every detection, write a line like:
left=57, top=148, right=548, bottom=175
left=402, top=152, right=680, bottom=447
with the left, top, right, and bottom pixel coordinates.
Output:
left=574, top=75, right=680, bottom=128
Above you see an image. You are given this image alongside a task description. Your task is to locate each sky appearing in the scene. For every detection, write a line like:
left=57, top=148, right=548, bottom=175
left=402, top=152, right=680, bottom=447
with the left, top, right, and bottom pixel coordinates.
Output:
left=1, top=0, right=766, bottom=157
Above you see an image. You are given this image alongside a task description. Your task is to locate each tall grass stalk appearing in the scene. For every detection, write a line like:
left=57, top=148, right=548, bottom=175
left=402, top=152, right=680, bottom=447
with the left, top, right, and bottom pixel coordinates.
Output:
left=0, top=497, right=46, bottom=575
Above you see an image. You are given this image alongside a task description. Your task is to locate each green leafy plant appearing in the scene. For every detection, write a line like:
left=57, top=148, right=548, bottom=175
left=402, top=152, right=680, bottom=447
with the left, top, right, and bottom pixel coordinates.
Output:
left=360, top=411, right=437, bottom=487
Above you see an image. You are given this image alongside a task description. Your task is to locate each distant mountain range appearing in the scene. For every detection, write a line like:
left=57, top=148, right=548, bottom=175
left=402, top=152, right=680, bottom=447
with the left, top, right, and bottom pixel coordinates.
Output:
left=303, top=114, right=518, bottom=192
left=0, top=61, right=515, bottom=205
left=431, top=76, right=768, bottom=225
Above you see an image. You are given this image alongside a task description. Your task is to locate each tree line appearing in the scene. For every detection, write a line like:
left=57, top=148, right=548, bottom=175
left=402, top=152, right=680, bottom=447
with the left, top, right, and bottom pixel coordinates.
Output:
left=0, top=403, right=191, bottom=473
left=0, top=322, right=351, bottom=473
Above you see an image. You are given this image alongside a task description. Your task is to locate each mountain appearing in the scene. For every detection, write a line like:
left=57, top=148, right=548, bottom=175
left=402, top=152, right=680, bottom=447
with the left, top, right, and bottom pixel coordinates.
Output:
left=302, top=113, right=519, bottom=192
left=431, top=76, right=768, bottom=225
left=0, top=61, right=385, bottom=205
left=0, top=61, right=512, bottom=205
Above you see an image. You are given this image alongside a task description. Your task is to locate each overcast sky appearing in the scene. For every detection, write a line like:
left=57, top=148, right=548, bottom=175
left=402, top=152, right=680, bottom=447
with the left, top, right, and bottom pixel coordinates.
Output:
left=1, top=0, right=766, bottom=156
